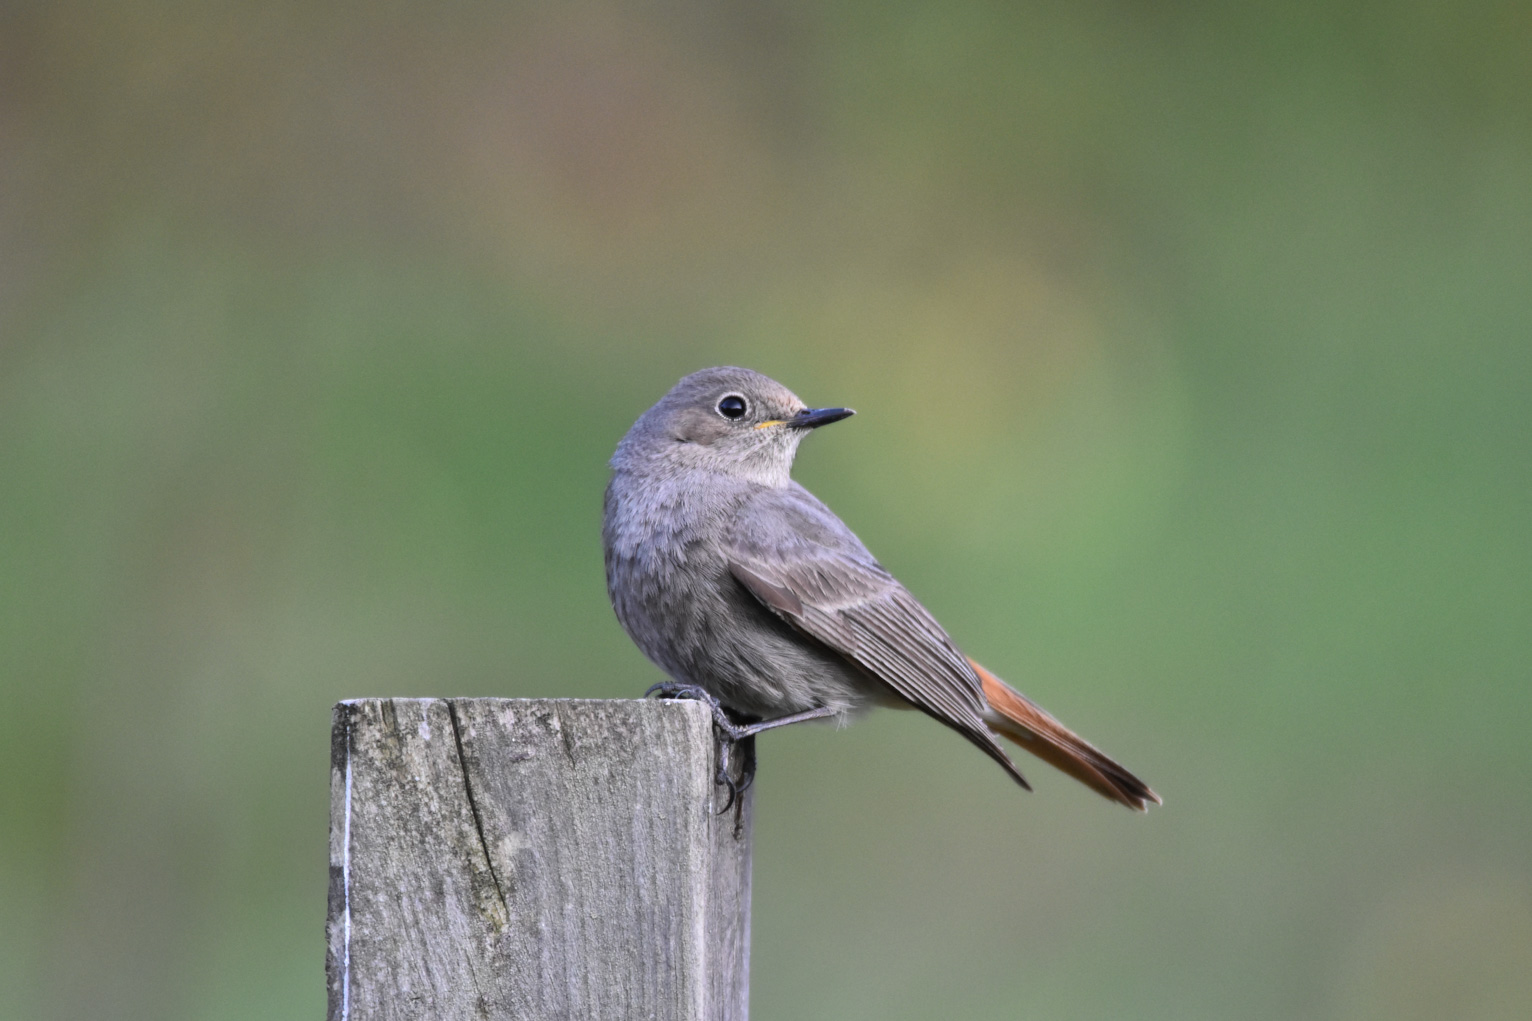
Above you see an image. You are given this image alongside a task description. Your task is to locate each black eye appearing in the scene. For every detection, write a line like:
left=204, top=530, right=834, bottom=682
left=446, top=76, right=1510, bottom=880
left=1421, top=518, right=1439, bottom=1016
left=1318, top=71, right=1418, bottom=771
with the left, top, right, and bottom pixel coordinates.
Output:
left=717, top=394, right=748, bottom=419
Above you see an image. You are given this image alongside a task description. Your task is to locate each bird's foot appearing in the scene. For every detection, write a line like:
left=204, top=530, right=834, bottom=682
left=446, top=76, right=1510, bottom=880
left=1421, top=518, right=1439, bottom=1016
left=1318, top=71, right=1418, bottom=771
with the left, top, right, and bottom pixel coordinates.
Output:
left=644, top=682, right=751, bottom=740
left=714, top=735, right=756, bottom=837
left=645, top=682, right=756, bottom=835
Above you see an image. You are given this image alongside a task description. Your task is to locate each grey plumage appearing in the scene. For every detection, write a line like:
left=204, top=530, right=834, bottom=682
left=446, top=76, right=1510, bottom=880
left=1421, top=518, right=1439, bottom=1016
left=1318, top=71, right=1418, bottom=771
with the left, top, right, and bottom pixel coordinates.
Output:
left=603, top=366, right=1159, bottom=809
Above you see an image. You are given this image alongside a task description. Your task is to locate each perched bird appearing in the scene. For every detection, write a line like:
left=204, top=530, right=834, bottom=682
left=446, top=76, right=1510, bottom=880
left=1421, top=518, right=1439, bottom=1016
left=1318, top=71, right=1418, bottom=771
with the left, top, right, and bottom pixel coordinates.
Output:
left=603, top=366, right=1159, bottom=810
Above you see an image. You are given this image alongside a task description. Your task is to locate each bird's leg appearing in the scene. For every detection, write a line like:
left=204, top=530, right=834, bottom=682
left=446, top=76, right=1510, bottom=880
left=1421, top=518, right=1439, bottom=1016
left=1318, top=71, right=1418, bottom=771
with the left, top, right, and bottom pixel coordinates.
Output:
left=644, top=684, right=839, bottom=833
left=645, top=682, right=841, bottom=741
left=644, top=684, right=755, bottom=817
left=730, top=705, right=841, bottom=737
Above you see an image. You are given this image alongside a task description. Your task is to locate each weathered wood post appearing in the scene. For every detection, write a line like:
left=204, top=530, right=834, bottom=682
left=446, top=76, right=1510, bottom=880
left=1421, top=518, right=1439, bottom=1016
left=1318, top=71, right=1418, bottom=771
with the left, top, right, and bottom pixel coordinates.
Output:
left=327, top=698, right=752, bottom=1020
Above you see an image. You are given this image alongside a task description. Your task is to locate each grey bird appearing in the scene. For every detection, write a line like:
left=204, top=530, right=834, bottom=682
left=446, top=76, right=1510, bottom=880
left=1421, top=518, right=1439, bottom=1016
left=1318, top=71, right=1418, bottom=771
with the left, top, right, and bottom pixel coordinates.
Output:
left=603, top=366, right=1159, bottom=811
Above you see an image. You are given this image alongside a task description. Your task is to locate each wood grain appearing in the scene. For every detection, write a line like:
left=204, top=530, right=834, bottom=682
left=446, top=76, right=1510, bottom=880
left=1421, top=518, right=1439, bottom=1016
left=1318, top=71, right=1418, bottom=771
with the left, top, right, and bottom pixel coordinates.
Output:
left=327, top=698, right=752, bottom=1020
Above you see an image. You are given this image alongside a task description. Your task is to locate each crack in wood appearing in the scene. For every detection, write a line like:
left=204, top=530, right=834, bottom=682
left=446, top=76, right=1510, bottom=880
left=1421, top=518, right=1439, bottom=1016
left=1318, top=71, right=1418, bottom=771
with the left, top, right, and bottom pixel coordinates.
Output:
left=446, top=700, right=511, bottom=922
left=557, top=709, right=578, bottom=766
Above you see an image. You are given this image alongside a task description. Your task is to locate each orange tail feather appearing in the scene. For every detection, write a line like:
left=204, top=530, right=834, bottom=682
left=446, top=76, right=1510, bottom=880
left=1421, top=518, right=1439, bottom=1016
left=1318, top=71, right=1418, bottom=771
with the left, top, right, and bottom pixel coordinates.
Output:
left=970, top=658, right=1161, bottom=811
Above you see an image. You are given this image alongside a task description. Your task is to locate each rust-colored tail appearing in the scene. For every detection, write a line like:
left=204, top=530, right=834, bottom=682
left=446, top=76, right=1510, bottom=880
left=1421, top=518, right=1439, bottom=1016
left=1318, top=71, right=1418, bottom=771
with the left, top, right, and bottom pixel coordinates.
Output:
left=970, top=658, right=1161, bottom=811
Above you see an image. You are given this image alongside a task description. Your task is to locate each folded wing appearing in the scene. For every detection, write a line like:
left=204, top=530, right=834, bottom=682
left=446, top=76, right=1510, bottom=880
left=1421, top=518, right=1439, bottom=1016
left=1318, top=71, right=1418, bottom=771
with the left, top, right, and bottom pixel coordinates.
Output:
left=727, top=484, right=1031, bottom=788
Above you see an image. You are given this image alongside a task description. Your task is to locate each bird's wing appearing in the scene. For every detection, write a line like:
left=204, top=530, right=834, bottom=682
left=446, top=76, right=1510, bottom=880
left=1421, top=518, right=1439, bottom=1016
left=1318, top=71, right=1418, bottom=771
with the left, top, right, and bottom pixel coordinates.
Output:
left=726, top=484, right=1030, bottom=788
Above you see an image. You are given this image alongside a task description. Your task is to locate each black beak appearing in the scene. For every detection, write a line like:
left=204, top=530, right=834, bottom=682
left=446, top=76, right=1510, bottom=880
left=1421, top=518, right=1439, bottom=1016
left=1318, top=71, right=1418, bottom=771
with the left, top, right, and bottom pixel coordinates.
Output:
left=788, top=407, right=855, bottom=429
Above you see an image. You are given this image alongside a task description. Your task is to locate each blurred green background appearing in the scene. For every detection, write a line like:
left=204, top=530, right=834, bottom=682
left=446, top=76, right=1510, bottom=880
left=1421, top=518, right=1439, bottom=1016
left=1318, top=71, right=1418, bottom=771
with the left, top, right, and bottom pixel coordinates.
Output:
left=3, top=2, right=1529, bottom=1018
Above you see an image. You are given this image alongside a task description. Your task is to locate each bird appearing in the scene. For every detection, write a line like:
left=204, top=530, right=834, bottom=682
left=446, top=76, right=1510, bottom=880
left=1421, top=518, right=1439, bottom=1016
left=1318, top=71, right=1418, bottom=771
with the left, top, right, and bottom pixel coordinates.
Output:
left=602, top=366, right=1159, bottom=811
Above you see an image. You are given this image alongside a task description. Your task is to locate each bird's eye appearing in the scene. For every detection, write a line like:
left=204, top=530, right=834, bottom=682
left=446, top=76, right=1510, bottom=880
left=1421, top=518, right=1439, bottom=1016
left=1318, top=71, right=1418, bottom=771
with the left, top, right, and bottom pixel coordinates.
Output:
left=717, top=394, right=748, bottom=419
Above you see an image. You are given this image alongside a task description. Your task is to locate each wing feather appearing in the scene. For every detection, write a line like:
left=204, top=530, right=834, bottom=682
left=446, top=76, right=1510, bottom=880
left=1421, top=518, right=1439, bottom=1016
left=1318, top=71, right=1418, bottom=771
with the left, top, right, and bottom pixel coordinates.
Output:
left=727, top=484, right=1030, bottom=788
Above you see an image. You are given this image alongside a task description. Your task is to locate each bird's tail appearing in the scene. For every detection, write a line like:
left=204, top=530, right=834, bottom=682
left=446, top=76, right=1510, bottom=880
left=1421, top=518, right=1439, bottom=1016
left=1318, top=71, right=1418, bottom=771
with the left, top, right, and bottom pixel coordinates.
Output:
left=970, top=658, right=1161, bottom=811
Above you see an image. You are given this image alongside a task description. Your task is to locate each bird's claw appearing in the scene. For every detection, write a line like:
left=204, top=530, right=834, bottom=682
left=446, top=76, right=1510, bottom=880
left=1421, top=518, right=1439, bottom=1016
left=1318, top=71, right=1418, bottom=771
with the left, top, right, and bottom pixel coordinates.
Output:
left=645, top=682, right=749, bottom=740
left=645, top=682, right=755, bottom=834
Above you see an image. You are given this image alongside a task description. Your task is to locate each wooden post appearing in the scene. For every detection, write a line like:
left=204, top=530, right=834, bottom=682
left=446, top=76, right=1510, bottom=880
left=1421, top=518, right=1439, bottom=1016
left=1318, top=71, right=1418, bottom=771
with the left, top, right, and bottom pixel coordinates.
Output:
left=327, top=698, right=752, bottom=1021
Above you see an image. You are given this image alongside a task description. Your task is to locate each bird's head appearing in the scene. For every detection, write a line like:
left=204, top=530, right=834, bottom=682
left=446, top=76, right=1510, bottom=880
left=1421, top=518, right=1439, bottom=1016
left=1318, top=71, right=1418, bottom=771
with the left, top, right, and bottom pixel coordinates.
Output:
left=612, top=366, right=853, bottom=486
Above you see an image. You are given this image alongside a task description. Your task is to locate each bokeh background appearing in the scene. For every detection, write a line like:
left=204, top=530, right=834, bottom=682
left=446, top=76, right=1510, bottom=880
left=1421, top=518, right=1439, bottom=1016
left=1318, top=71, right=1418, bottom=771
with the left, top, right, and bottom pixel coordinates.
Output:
left=3, top=2, right=1530, bottom=1019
